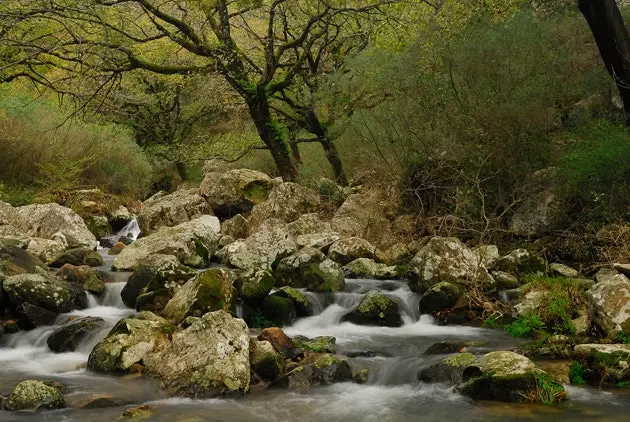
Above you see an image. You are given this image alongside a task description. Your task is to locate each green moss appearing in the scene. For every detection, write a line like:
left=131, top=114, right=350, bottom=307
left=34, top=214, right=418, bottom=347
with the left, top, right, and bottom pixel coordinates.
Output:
left=293, top=335, right=336, bottom=354
left=505, top=315, right=544, bottom=338
left=444, top=352, right=477, bottom=367
left=482, top=315, right=501, bottom=329
left=614, top=331, right=630, bottom=344
left=569, top=361, right=586, bottom=385
left=242, top=181, right=271, bottom=203
left=260, top=295, right=296, bottom=326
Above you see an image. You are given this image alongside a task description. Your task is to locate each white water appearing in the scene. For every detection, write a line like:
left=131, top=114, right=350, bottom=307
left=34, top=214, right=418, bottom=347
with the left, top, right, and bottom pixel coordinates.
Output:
left=116, top=217, right=141, bottom=241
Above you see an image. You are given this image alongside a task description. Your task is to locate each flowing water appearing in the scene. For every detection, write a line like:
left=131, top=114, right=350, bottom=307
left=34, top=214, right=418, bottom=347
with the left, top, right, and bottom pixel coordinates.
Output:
left=1, top=269, right=629, bottom=421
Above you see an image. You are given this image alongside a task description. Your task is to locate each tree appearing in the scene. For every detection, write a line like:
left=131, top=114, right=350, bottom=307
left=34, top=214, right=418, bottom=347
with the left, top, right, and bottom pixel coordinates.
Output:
left=579, top=0, right=630, bottom=122
left=0, top=0, right=405, bottom=181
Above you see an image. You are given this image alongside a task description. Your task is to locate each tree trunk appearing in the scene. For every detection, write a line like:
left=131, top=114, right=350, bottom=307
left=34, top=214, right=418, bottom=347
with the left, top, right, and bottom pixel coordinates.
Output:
left=174, top=161, right=188, bottom=182
left=579, top=0, right=630, bottom=121
left=319, top=135, right=348, bottom=186
left=247, top=98, right=298, bottom=181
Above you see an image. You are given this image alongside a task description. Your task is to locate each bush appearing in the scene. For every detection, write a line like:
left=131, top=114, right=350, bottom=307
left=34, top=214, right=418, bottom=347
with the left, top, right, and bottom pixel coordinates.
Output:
left=505, top=315, right=545, bottom=338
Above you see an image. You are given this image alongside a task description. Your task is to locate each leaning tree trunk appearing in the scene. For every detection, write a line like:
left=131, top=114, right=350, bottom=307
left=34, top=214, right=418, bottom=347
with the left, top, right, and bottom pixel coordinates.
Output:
left=579, top=0, right=630, bottom=122
left=304, top=109, right=348, bottom=185
left=247, top=98, right=298, bottom=181
left=174, top=161, right=188, bottom=182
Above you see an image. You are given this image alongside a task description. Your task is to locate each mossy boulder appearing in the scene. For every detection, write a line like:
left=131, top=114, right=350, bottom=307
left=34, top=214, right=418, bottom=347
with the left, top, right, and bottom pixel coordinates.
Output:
left=87, top=312, right=173, bottom=374
left=259, top=295, right=297, bottom=327
left=56, top=264, right=106, bottom=295
left=238, top=269, right=275, bottom=305
left=292, top=335, right=336, bottom=354
left=328, top=237, right=382, bottom=265
left=161, top=268, right=235, bottom=324
left=120, top=257, right=184, bottom=309
left=134, top=263, right=197, bottom=313
left=47, top=316, right=106, bottom=353
left=257, top=327, right=299, bottom=359
left=274, top=247, right=345, bottom=293
left=343, top=290, right=402, bottom=327
left=587, top=273, right=630, bottom=337
left=270, top=287, right=311, bottom=317
left=573, top=344, right=630, bottom=386
left=458, top=351, right=566, bottom=403
left=250, top=340, right=283, bottom=381
left=343, top=258, right=380, bottom=279
left=418, top=352, right=477, bottom=384
left=85, top=215, right=112, bottom=240
left=137, top=189, right=215, bottom=235
left=144, top=310, right=250, bottom=397
left=119, top=405, right=155, bottom=420
left=50, top=247, right=104, bottom=268
left=0, top=246, right=47, bottom=276
left=248, top=182, right=321, bottom=232
left=494, top=249, right=546, bottom=276
left=200, top=169, right=273, bottom=218
left=276, top=353, right=352, bottom=389
left=418, top=282, right=461, bottom=314
left=5, top=380, right=65, bottom=411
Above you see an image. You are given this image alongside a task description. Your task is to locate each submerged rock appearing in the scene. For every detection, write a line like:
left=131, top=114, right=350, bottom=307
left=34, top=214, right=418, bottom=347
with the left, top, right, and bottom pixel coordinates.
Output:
left=344, top=290, right=402, bottom=327
left=418, top=352, right=477, bottom=384
left=292, top=335, right=337, bottom=354
left=47, top=316, right=106, bottom=353
left=119, top=405, right=155, bottom=420
left=5, top=380, right=65, bottom=411
left=274, top=247, right=344, bottom=293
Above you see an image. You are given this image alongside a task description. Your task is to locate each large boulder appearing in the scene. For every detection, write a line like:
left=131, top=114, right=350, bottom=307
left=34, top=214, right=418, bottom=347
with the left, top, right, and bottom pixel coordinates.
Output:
left=112, top=216, right=221, bottom=271
left=494, top=249, right=546, bottom=276
left=257, top=327, right=299, bottom=359
left=161, top=269, right=235, bottom=324
left=250, top=340, right=283, bottom=381
left=145, top=310, right=250, bottom=397
left=259, top=295, right=297, bottom=326
left=410, top=237, right=494, bottom=292
left=5, top=380, right=65, bottom=411
left=84, top=215, right=112, bottom=240
left=343, top=290, right=402, bottom=327
left=573, top=344, right=630, bottom=385
left=237, top=269, right=275, bottom=305
left=16, top=203, right=97, bottom=249
left=0, top=246, right=47, bottom=276
left=331, top=193, right=387, bottom=238
left=275, top=353, right=353, bottom=389
left=458, top=351, right=566, bottom=403
left=285, top=213, right=332, bottom=237
left=418, top=352, right=477, bottom=384
left=418, top=282, right=461, bottom=314
left=274, top=247, right=345, bottom=292
left=271, top=287, right=311, bottom=317
left=292, top=335, right=337, bottom=354
left=587, top=273, right=630, bottom=336
left=120, top=255, right=181, bottom=308
left=25, top=238, right=66, bottom=265
left=50, top=247, right=104, bottom=268
left=137, top=189, right=214, bottom=235
left=248, top=183, right=320, bottom=232
left=0, top=201, right=26, bottom=236
left=134, top=263, right=197, bottom=313
left=295, top=232, right=341, bottom=253
left=47, top=316, right=106, bottom=352
left=56, top=264, right=106, bottom=295
left=201, top=169, right=273, bottom=218
left=87, top=312, right=174, bottom=374
left=328, top=237, right=382, bottom=265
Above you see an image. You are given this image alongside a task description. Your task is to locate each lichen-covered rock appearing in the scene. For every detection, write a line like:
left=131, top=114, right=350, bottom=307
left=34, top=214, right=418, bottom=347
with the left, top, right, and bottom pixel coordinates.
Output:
left=384, top=242, right=414, bottom=265
left=0, top=246, right=47, bottom=276
left=113, top=216, right=221, bottom=271
left=276, top=353, right=352, bottom=389
left=492, top=271, right=520, bottom=290
left=221, top=214, right=249, bottom=239
left=108, top=205, right=133, bottom=232
left=47, top=316, right=106, bottom=352
left=410, top=237, right=494, bottom=291
left=515, top=290, right=549, bottom=317
left=56, top=264, right=106, bottom=295
left=458, top=351, right=566, bottom=403
left=257, top=327, right=299, bottom=359
left=331, top=193, right=386, bottom=238
left=248, top=183, right=320, bottom=232
left=344, top=290, right=402, bottom=327
left=121, top=258, right=188, bottom=309
left=238, top=269, right=274, bottom=305
left=286, top=214, right=332, bottom=237
left=274, top=247, right=344, bottom=293
left=119, top=405, right=155, bottom=420
left=328, top=237, right=381, bottom=265
left=270, top=287, right=311, bottom=317
left=259, top=295, right=297, bottom=326
left=494, top=249, right=546, bottom=276
left=573, top=344, right=630, bottom=385
left=550, top=263, right=578, bottom=278
left=587, top=274, right=630, bottom=337
left=5, top=380, right=65, bottom=411
left=161, top=269, right=235, bottom=324
left=201, top=169, right=273, bottom=218
left=418, top=282, right=461, bottom=314
left=26, top=238, right=66, bottom=265
left=250, top=340, right=283, bottom=381
left=50, top=248, right=104, bottom=268
left=418, top=352, right=477, bottom=384
left=472, top=245, right=500, bottom=269
left=17, top=203, right=97, bottom=249
left=87, top=312, right=173, bottom=374
left=0, top=201, right=26, bottom=236
left=343, top=258, right=380, bottom=279
left=145, top=310, right=250, bottom=397
left=137, top=189, right=215, bottom=235
left=295, top=232, right=341, bottom=253
left=85, top=215, right=112, bottom=240
left=292, top=335, right=336, bottom=354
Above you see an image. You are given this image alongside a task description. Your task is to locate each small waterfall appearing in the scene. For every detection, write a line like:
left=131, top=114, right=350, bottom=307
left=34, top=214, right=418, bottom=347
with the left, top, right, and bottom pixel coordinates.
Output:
left=117, top=217, right=141, bottom=241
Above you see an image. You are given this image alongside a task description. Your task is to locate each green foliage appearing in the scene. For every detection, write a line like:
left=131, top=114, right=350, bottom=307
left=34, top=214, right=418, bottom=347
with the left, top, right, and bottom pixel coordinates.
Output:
left=533, top=373, right=567, bottom=405
left=569, top=361, right=587, bottom=385
left=249, top=312, right=276, bottom=329
left=614, top=331, right=630, bottom=345
left=505, top=315, right=544, bottom=338
left=482, top=315, right=501, bottom=329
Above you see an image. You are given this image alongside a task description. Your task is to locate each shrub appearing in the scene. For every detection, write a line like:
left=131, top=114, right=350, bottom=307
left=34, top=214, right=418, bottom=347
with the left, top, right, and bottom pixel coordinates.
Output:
left=505, top=314, right=545, bottom=338
left=569, top=361, right=587, bottom=385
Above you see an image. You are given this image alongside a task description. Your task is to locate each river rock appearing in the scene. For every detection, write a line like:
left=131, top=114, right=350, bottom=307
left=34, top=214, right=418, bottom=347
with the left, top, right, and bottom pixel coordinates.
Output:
left=16, top=203, right=97, bottom=249
left=87, top=312, right=173, bottom=374
left=343, top=258, right=380, bottom=279
left=274, top=247, right=344, bottom=292
left=295, top=232, right=341, bottom=253
left=47, top=316, right=106, bottom=352
left=418, top=352, right=477, bottom=384
left=50, top=247, right=104, bottom=268
left=270, top=287, right=311, bottom=317
left=587, top=273, right=630, bottom=336
left=410, top=237, right=494, bottom=291
left=292, top=335, right=336, bottom=354
left=108, top=242, right=126, bottom=255
left=161, top=269, right=235, bottom=324
left=5, top=380, right=65, bottom=411
left=84, top=215, right=112, bottom=240
left=286, top=214, right=332, bottom=237
left=0, top=246, right=47, bottom=276
left=248, top=183, right=320, bottom=233
left=494, top=248, right=546, bottom=276
left=344, top=290, right=402, bottom=327
left=418, top=282, right=461, bottom=314
left=108, top=205, right=133, bottom=232
left=134, top=263, right=197, bottom=313
left=257, top=327, right=299, bottom=359
left=238, top=269, right=274, bottom=305
left=277, top=354, right=352, bottom=389
left=221, top=214, right=249, bottom=239
left=328, top=237, right=382, bottom=265
left=137, top=189, right=214, bottom=235
left=119, top=405, right=155, bottom=420
left=458, top=351, right=566, bottom=403
left=25, top=238, right=66, bottom=265
left=112, top=216, right=221, bottom=271
left=120, top=257, right=182, bottom=308
left=259, top=295, right=297, bottom=326
left=331, top=193, right=385, bottom=238
left=201, top=169, right=273, bottom=218
left=145, top=310, right=250, bottom=397
left=573, top=344, right=630, bottom=385
left=550, top=263, right=578, bottom=278
left=250, top=340, right=283, bottom=381
left=56, top=264, right=106, bottom=295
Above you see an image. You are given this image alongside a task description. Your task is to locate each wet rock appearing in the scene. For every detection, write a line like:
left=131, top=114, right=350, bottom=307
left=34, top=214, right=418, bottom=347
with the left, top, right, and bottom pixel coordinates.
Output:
left=295, top=232, right=341, bottom=253
left=113, top=216, right=221, bottom=271
left=85, top=215, right=112, bottom=240
left=238, top=269, right=275, bottom=305
left=25, top=238, right=66, bottom=265
left=286, top=213, right=332, bottom=237
left=292, top=335, right=336, bottom=354
left=343, top=258, right=380, bottom=279
left=57, top=264, right=106, bottom=295
left=161, top=268, right=235, bottom=324
left=87, top=312, right=173, bottom=374
left=257, top=327, right=299, bottom=359
left=134, top=263, right=197, bottom=313
left=573, top=344, right=630, bottom=385
left=587, top=273, right=630, bottom=336
left=259, top=295, right=297, bottom=326
left=17, top=203, right=97, bottom=249
left=328, top=237, right=382, bottom=265
left=274, top=247, right=344, bottom=293
left=491, top=271, right=520, bottom=290
left=108, top=242, right=126, bottom=255
left=550, top=263, right=578, bottom=278
left=344, top=290, right=402, bottom=327
left=276, top=354, right=353, bottom=389
left=5, top=380, right=65, bottom=411
left=270, top=287, right=311, bottom=317
left=424, top=341, right=483, bottom=355
left=248, top=183, right=320, bottom=232
left=137, top=189, right=214, bottom=235
left=418, top=352, right=477, bottom=384
left=75, top=395, right=132, bottom=409
left=119, top=405, right=155, bottom=420
left=47, top=316, right=106, bottom=352
left=0, top=246, right=47, bottom=276
left=250, top=340, right=283, bottom=381
left=458, top=351, right=566, bottom=403
left=108, top=205, right=133, bottom=232
left=50, top=248, right=104, bottom=268
left=16, top=304, right=58, bottom=328
left=418, top=282, right=461, bottom=314
left=201, top=169, right=273, bottom=218
left=145, top=310, right=250, bottom=397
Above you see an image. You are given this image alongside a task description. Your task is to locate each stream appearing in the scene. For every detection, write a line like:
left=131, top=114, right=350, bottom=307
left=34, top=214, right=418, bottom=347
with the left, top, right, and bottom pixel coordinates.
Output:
left=1, top=249, right=629, bottom=420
